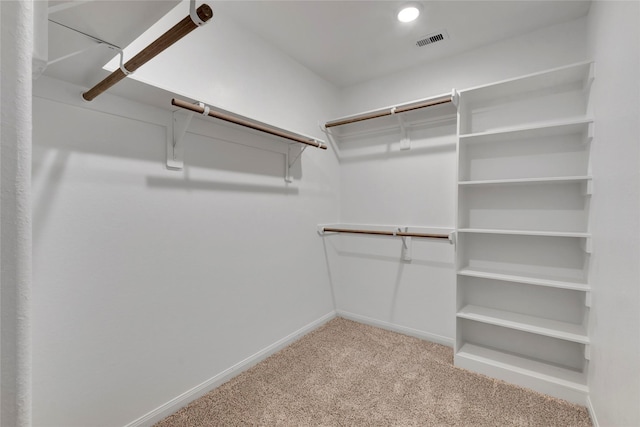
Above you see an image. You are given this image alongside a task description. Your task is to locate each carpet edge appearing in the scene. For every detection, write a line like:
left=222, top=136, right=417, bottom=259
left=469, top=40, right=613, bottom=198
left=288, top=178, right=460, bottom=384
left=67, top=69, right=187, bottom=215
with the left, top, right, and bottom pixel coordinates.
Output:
left=336, top=309, right=454, bottom=347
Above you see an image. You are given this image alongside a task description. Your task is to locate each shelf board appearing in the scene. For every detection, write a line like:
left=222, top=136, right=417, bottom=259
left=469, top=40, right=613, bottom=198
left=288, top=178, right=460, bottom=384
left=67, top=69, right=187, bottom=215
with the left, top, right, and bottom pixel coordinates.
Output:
left=458, top=117, right=593, bottom=142
left=457, top=305, right=589, bottom=344
left=457, top=228, right=590, bottom=238
left=458, top=61, right=593, bottom=105
left=457, top=267, right=590, bottom=291
left=459, top=176, right=592, bottom=186
left=456, top=343, right=588, bottom=392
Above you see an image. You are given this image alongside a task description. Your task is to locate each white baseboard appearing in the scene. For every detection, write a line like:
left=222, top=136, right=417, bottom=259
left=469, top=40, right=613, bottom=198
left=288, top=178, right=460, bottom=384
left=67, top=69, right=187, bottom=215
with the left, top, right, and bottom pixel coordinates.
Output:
left=586, top=396, right=599, bottom=427
left=124, top=310, right=337, bottom=427
left=336, top=310, right=454, bottom=347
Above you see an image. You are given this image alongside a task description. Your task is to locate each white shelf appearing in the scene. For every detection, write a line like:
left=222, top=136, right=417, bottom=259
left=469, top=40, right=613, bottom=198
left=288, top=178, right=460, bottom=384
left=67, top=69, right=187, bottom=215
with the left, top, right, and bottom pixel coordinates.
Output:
left=457, top=305, right=589, bottom=344
left=457, top=267, right=589, bottom=291
left=458, top=176, right=592, bottom=186
left=457, top=228, right=590, bottom=238
left=456, top=343, right=588, bottom=394
left=458, top=117, right=593, bottom=141
left=458, top=61, right=593, bottom=105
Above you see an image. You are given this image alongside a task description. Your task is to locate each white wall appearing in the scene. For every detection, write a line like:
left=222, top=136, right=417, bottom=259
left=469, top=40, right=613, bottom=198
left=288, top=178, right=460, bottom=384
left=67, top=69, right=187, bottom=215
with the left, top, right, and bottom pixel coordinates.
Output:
left=586, top=2, right=640, bottom=426
left=339, top=16, right=588, bottom=115
left=32, top=10, right=340, bottom=427
left=329, top=17, right=589, bottom=343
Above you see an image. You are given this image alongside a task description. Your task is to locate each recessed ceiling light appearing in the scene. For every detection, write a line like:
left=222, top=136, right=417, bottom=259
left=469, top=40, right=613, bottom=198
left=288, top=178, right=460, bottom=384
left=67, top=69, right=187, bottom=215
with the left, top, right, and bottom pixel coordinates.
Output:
left=397, top=5, right=420, bottom=23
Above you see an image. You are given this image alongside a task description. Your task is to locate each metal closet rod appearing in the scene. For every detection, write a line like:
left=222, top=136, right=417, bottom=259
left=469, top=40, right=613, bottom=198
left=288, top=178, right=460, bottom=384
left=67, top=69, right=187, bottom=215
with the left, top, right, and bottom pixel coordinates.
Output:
left=324, top=94, right=454, bottom=128
left=322, top=227, right=450, bottom=240
left=171, top=98, right=328, bottom=149
left=82, top=3, right=214, bottom=101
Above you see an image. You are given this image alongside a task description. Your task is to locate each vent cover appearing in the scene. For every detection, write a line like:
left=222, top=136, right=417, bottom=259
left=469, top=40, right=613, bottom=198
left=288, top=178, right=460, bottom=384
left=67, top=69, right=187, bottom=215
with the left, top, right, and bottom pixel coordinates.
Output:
left=416, top=30, right=449, bottom=47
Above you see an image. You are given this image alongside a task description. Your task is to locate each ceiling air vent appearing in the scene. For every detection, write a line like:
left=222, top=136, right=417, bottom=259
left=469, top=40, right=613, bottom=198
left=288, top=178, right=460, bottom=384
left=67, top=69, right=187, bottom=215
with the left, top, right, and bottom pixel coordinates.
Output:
left=416, top=30, right=449, bottom=47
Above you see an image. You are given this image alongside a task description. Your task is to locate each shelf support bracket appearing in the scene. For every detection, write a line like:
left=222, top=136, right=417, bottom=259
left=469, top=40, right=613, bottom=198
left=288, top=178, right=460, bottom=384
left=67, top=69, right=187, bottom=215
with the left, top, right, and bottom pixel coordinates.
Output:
left=398, top=227, right=412, bottom=262
left=585, top=291, right=592, bottom=308
left=584, top=344, right=591, bottom=361
left=167, top=108, right=195, bottom=170
left=285, top=144, right=306, bottom=183
left=586, top=122, right=595, bottom=143
left=585, top=62, right=595, bottom=92
left=582, top=236, right=593, bottom=254
left=395, top=111, right=411, bottom=151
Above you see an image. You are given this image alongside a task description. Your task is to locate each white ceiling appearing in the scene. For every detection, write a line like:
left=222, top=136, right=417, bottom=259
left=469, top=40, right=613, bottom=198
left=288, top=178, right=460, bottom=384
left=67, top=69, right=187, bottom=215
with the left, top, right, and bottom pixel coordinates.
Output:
left=44, top=0, right=591, bottom=89
left=215, top=0, right=591, bottom=87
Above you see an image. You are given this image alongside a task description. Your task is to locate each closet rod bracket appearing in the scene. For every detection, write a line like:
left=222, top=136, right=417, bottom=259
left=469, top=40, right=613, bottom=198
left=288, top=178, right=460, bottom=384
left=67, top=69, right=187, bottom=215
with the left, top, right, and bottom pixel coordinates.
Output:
left=448, top=231, right=456, bottom=246
left=451, top=89, right=459, bottom=107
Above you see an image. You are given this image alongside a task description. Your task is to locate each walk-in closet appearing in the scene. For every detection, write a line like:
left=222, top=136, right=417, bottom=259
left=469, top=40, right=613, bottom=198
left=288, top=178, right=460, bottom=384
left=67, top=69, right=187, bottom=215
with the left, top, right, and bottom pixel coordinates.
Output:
left=1, top=1, right=638, bottom=426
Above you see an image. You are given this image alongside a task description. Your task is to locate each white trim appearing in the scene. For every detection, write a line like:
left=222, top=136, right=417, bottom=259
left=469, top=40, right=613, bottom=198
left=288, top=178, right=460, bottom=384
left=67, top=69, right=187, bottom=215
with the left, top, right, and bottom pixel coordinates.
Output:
left=586, top=396, right=599, bottom=427
left=124, top=311, right=337, bottom=427
left=336, top=310, right=454, bottom=347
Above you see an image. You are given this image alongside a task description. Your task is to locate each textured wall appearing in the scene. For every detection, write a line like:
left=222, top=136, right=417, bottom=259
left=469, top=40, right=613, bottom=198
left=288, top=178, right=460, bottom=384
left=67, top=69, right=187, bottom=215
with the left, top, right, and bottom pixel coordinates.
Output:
left=1, top=1, right=33, bottom=426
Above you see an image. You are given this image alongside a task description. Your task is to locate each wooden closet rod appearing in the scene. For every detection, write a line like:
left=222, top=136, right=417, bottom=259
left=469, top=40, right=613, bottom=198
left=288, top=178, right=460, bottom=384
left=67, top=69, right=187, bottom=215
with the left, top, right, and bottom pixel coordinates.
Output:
left=171, top=98, right=328, bottom=149
left=324, top=94, right=454, bottom=128
left=82, top=4, right=213, bottom=101
left=322, top=227, right=450, bottom=240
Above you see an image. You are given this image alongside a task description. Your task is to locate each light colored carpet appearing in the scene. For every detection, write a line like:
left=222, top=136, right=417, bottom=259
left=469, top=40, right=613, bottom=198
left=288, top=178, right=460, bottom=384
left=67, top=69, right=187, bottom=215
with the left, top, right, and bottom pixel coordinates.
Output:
left=155, top=318, right=592, bottom=426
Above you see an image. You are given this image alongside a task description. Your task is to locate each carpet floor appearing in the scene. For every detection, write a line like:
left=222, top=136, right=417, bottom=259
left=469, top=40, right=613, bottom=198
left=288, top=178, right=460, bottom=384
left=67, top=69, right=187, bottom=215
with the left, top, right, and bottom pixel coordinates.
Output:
left=155, top=318, right=592, bottom=426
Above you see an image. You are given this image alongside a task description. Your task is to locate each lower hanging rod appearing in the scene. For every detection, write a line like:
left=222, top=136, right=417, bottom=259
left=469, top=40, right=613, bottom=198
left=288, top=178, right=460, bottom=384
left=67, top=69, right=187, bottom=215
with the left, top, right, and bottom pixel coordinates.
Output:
left=321, top=227, right=450, bottom=240
left=171, top=98, right=327, bottom=149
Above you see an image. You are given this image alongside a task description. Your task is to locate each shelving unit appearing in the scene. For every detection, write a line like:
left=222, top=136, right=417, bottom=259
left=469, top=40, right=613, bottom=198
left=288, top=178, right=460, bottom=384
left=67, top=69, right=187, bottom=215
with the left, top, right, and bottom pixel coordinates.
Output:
left=454, top=61, right=594, bottom=405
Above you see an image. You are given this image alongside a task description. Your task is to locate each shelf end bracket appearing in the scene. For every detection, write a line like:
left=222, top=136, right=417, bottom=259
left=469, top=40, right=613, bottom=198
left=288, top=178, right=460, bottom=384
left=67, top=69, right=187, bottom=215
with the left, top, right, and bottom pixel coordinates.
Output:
left=398, top=227, right=412, bottom=262
left=285, top=144, right=306, bottom=183
left=396, top=113, right=411, bottom=151
left=582, top=236, right=593, bottom=254
left=167, top=108, right=195, bottom=170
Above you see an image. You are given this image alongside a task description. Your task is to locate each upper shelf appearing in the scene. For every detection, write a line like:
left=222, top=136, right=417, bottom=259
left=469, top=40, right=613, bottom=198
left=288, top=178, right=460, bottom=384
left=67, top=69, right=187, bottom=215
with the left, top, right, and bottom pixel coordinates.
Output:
left=458, top=61, right=594, bottom=106
left=457, top=62, right=593, bottom=135
left=457, top=228, right=591, bottom=239
left=458, top=176, right=592, bottom=186
left=458, top=118, right=594, bottom=144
